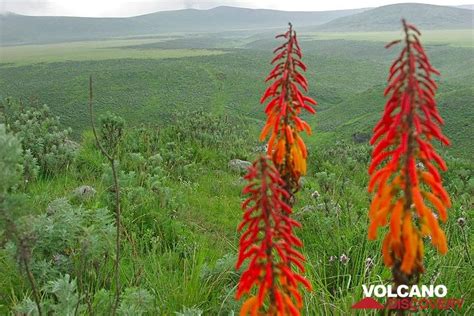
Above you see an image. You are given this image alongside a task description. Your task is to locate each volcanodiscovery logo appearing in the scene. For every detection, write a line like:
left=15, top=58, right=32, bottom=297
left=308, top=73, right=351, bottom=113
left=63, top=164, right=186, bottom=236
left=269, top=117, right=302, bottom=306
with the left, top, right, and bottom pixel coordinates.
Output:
left=352, top=284, right=464, bottom=312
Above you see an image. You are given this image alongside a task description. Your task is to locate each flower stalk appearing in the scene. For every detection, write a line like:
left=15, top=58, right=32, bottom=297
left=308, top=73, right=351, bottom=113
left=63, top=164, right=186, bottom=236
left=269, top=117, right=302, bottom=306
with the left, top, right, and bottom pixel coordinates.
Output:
left=260, top=23, right=317, bottom=198
left=368, top=20, right=451, bottom=288
left=236, top=155, right=311, bottom=315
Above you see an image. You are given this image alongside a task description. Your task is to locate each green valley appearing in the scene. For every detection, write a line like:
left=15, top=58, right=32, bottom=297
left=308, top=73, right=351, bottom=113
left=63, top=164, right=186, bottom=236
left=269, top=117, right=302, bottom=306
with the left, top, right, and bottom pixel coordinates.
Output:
left=0, top=2, right=472, bottom=315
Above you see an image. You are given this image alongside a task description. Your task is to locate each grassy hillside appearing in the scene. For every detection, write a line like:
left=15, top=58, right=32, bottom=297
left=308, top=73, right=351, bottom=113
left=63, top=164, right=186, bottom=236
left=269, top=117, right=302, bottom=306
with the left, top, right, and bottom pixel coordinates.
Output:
left=317, top=3, right=473, bottom=31
left=0, top=6, right=366, bottom=45
left=456, top=4, right=474, bottom=10
left=303, top=29, right=474, bottom=47
left=0, top=32, right=472, bottom=158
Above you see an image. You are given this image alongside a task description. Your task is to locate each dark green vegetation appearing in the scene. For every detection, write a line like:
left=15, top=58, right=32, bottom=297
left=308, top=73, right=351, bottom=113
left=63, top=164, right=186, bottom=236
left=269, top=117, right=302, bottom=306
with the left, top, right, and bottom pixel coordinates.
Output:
left=0, top=4, right=473, bottom=315
left=316, top=3, right=474, bottom=31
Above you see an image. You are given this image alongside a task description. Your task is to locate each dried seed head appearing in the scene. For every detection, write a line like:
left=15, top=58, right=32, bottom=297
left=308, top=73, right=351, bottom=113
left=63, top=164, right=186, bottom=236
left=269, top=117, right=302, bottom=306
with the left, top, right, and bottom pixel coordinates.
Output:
left=311, top=190, right=320, bottom=199
left=340, top=253, right=350, bottom=265
left=457, top=217, right=466, bottom=228
left=365, top=257, right=375, bottom=270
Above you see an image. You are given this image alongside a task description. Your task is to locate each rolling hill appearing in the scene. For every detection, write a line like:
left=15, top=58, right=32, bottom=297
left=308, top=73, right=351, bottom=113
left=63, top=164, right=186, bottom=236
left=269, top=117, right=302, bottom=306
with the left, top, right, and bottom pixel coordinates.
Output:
left=0, top=6, right=367, bottom=45
left=456, top=4, right=474, bottom=10
left=316, top=3, right=474, bottom=31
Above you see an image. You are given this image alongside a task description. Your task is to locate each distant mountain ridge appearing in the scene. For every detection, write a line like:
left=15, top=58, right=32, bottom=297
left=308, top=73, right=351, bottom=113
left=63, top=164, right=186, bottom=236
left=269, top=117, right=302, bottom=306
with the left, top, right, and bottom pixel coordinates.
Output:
left=1, top=3, right=472, bottom=46
left=0, top=6, right=366, bottom=45
left=456, top=4, right=474, bottom=10
left=316, top=3, right=473, bottom=31
left=0, top=11, right=17, bottom=16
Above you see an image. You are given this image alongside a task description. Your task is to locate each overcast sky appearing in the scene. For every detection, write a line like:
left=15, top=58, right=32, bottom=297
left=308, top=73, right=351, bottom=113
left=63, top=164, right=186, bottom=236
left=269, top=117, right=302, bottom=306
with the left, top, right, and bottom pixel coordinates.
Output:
left=0, top=0, right=472, bottom=17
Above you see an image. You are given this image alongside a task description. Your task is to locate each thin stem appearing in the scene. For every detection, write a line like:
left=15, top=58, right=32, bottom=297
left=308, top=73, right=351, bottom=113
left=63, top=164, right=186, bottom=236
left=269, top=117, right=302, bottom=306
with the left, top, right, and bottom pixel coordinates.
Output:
left=0, top=194, right=43, bottom=316
left=110, top=160, right=121, bottom=315
left=282, top=22, right=296, bottom=202
left=22, top=254, right=43, bottom=316
left=88, top=76, right=121, bottom=315
left=260, top=158, right=276, bottom=307
left=401, top=18, right=416, bottom=228
left=390, top=20, right=416, bottom=316
left=461, top=227, right=473, bottom=266
left=89, top=77, right=113, bottom=162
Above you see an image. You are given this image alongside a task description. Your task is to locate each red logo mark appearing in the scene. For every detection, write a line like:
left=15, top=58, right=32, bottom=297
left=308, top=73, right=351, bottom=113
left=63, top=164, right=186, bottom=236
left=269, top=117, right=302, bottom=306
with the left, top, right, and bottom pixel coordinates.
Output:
left=351, top=297, right=385, bottom=310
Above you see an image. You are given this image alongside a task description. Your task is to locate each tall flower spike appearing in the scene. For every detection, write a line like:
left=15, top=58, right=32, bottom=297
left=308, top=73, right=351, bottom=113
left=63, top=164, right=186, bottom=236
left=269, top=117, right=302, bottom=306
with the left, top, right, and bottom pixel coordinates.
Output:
left=368, top=20, right=451, bottom=282
left=236, top=155, right=312, bottom=316
left=260, top=23, right=317, bottom=194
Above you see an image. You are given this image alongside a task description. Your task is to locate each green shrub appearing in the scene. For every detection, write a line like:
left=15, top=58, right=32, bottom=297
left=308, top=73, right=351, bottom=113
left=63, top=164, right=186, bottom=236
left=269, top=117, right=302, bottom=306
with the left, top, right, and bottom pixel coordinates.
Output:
left=1, top=99, right=76, bottom=177
left=117, top=287, right=155, bottom=315
left=0, top=124, right=23, bottom=193
left=10, top=198, right=115, bottom=286
left=99, top=111, right=125, bottom=157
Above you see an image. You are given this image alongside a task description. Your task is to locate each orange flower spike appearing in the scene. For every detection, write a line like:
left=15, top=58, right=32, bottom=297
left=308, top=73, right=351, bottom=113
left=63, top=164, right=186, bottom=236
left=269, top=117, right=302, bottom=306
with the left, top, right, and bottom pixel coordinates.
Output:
left=236, top=156, right=311, bottom=315
left=259, top=23, right=316, bottom=188
left=367, top=20, right=451, bottom=277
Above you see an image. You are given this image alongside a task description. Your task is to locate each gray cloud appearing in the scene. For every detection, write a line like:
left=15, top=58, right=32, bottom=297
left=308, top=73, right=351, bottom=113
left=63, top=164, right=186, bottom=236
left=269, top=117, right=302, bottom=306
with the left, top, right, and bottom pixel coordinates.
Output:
left=183, top=0, right=195, bottom=9
left=1, top=0, right=54, bottom=15
left=0, top=0, right=259, bottom=16
left=1, top=0, right=471, bottom=17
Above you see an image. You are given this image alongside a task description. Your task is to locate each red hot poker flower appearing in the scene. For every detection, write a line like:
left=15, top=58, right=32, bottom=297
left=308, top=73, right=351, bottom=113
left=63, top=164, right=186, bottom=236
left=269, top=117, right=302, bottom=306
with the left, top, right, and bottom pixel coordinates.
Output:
left=368, top=20, right=451, bottom=277
left=236, top=155, right=312, bottom=315
left=259, top=23, right=317, bottom=192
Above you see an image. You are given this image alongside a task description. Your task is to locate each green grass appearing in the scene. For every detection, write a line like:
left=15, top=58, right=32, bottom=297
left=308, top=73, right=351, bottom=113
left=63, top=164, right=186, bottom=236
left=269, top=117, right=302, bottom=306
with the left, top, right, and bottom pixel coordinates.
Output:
left=2, top=121, right=472, bottom=315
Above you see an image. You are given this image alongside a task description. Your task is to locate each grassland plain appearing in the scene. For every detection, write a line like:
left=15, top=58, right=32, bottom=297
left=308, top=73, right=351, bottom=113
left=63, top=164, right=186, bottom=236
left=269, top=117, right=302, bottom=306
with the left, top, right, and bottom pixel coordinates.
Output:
left=0, top=29, right=473, bottom=315
left=0, top=38, right=226, bottom=65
